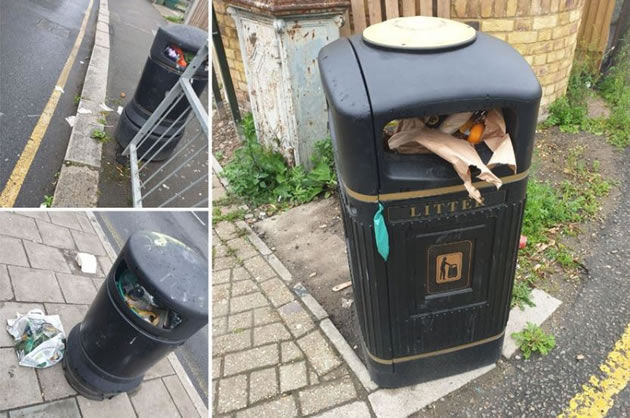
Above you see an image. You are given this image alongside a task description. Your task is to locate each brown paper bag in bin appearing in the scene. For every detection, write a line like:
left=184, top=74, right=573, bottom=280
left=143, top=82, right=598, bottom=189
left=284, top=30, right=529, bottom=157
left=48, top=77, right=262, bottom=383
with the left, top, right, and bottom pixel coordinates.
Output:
left=481, top=109, right=517, bottom=173
left=388, top=127, right=501, bottom=203
left=390, top=118, right=431, bottom=153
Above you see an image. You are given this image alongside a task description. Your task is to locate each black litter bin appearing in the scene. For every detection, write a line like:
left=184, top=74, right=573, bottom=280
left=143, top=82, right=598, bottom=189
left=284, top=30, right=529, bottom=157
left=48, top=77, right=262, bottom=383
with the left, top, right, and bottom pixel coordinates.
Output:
left=318, top=17, right=541, bottom=387
left=63, top=231, right=208, bottom=400
left=115, top=24, right=208, bottom=161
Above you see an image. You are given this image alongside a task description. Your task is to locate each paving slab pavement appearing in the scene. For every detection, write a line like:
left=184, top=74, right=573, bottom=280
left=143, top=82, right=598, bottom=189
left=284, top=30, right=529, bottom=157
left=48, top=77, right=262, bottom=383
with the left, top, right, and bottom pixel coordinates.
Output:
left=212, top=174, right=373, bottom=416
left=0, top=211, right=204, bottom=417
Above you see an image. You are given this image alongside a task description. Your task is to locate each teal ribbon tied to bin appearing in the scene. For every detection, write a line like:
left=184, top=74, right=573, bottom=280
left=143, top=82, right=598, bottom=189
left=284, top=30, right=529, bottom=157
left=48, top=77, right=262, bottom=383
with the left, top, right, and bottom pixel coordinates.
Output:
left=373, top=203, right=390, bottom=262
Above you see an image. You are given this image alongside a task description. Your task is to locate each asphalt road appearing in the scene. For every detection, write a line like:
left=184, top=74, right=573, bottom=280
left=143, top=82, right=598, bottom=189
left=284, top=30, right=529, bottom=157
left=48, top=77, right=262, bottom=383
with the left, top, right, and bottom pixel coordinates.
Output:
left=0, top=0, right=96, bottom=207
left=94, top=211, right=209, bottom=406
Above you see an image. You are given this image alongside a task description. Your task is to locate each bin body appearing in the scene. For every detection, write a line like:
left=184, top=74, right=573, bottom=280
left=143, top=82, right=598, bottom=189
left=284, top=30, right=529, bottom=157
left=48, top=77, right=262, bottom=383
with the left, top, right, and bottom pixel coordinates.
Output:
left=63, top=231, right=208, bottom=400
left=115, top=24, right=208, bottom=161
left=319, top=30, right=541, bottom=387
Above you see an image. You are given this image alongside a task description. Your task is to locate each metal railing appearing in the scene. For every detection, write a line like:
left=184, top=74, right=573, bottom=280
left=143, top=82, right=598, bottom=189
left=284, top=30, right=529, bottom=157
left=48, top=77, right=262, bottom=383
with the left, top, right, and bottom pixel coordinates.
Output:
left=122, top=42, right=209, bottom=208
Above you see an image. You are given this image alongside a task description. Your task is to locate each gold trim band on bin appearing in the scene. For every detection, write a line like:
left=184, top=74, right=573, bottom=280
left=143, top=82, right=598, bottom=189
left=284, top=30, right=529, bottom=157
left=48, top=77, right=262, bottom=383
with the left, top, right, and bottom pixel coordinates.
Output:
left=344, top=170, right=530, bottom=203
left=366, top=331, right=506, bottom=365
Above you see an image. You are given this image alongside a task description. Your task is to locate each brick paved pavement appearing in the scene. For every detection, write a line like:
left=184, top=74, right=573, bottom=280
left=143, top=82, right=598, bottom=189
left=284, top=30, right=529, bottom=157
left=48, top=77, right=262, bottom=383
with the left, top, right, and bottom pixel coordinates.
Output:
left=0, top=211, right=204, bottom=417
left=212, top=174, right=374, bottom=417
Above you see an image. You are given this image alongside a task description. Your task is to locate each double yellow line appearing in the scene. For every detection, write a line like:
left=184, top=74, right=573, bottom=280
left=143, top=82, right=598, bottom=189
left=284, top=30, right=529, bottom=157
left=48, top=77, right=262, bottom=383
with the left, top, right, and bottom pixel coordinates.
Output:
left=559, top=322, right=630, bottom=417
left=0, top=0, right=94, bottom=207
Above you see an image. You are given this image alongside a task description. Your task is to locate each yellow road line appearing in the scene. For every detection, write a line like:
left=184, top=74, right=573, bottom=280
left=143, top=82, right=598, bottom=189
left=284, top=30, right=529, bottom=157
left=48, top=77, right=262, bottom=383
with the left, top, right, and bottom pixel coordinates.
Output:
left=559, top=322, right=630, bottom=417
left=0, top=0, right=94, bottom=207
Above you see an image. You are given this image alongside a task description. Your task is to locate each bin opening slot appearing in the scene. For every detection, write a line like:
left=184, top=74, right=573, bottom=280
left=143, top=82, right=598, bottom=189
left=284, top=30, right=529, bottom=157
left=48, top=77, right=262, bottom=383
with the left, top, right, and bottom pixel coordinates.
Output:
left=383, top=108, right=517, bottom=203
left=114, top=262, right=183, bottom=330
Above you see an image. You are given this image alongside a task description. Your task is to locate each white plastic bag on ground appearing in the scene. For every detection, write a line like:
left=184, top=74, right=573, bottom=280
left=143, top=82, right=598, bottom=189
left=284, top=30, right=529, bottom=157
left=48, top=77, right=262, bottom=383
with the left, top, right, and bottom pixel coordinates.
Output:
left=6, top=309, right=66, bottom=368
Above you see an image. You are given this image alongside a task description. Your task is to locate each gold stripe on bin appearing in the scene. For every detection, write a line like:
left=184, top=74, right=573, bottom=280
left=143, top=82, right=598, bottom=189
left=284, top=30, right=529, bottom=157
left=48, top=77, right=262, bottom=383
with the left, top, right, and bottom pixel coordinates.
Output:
left=366, top=331, right=505, bottom=365
left=344, top=170, right=530, bottom=203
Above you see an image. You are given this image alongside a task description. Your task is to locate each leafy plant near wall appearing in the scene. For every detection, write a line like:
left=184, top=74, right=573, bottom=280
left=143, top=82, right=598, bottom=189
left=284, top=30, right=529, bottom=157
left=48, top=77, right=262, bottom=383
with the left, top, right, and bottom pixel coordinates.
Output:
left=222, top=114, right=337, bottom=206
left=544, top=34, right=630, bottom=146
left=543, top=62, right=597, bottom=133
left=598, top=35, right=630, bottom=147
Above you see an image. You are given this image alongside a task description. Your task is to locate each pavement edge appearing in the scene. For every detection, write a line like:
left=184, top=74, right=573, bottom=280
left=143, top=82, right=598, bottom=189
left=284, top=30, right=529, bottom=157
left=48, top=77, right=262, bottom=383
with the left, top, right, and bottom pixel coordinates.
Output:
left=86, top=210, right=209, bottom=417
left=53, top=0, right=110, bottom=208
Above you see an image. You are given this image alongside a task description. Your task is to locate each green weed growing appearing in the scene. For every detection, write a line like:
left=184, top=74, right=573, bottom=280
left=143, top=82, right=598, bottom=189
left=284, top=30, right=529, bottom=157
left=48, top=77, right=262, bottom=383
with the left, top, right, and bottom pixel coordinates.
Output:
left=512, top=146, right=612, bottom=306
left=545, top=34, right=630, bottom=147
left=223, top=114, right=337, bottom=206
left=511, top=280, right=536, bottom=310
left=543, top=62, right=597, bottom=133
left=512, top=322, right=556, bottom=359
left=599, top=36, right=630, bottom=147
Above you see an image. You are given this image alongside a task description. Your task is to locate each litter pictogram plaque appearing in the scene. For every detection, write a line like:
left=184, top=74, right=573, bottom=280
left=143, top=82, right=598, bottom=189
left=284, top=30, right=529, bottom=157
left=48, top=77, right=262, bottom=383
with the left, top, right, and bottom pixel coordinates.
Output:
left=427, top=241, right=473, bottom=294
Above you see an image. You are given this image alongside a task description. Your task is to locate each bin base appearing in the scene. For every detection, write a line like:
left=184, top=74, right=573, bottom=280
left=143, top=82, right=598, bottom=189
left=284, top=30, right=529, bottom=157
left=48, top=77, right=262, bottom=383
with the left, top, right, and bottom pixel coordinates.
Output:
left=63, top=325, right=143, bottom=400
left=363, top=334, right=504, bottom=388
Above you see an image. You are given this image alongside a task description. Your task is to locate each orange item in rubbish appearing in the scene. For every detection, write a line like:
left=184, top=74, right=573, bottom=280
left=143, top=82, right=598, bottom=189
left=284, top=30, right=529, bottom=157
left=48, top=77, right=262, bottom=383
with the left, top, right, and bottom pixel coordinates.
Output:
left=467, top=123, right=484, bottom=144
left=173, top=46, right=188, bottom=69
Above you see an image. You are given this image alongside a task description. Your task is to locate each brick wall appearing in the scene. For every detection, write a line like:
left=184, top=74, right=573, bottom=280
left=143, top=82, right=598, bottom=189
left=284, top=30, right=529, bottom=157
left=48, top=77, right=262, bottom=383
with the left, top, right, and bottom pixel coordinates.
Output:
left=216, top=0, right=586, bottom=114
left=452, top=0, right=585, bottom=110
left=213, top=0, right=250, bottom=111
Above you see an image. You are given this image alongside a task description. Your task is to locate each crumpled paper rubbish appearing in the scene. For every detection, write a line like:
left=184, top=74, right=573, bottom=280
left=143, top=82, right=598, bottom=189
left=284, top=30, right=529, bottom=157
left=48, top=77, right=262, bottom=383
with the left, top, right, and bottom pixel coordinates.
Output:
left=439, top=112, right=474, bottom=134
left=481, top=109, right=517, bottom=173
left=6, top=309, right=66, bottom=368
left=388, top=109, right=517, bottom=203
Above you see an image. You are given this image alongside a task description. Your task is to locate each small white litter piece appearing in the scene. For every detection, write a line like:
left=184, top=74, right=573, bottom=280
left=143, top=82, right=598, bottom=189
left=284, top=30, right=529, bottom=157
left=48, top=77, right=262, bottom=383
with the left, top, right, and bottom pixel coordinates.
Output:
left=75, top=252, right=98, bottom=274
left=54, top=86, right=64, bottom=94
left=332, top=281, right=352, bottom=292
left=6, top=310, right=66, bottom=368
left=65, top=116, right=76, bottom=127
left=100, top=103, right=114, bottom=112
left=117, top=106, right=123, bottom=115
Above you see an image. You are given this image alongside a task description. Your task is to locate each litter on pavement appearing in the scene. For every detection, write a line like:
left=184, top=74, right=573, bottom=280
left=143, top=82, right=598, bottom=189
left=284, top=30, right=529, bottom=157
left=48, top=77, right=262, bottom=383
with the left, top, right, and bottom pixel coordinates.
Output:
left=6, top=310, right=66, bottom=368
left=332, top=281, right=352, bottom=292
left=116, top=269, right=183, bottom=329
left=65, top=115, right=76, bottom=127
left=76, top=252, right=98, bottom=274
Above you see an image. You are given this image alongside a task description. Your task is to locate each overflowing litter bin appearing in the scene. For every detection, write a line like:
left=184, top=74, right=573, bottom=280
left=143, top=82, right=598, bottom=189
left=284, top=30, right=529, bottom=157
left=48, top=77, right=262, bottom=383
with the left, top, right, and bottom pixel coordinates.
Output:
left=115, top=24, right=208, bottom=161
left=318, top=17, right=541, bottom=387
left=63, top=231, right=208, bottom=399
